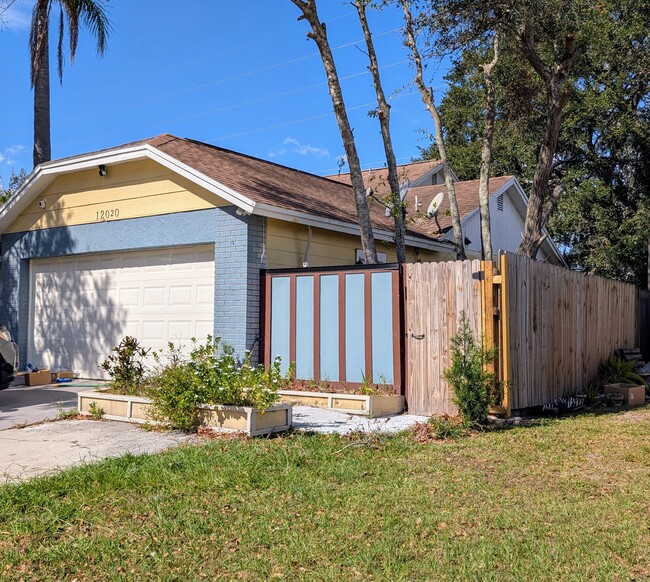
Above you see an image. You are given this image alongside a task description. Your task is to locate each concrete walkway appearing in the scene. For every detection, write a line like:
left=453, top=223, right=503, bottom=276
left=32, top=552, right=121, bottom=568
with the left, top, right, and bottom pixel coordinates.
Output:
left=292, top=405, right=428, bottom=435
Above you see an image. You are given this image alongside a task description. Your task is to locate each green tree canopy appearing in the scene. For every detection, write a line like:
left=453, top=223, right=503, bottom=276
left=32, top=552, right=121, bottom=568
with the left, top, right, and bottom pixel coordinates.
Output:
left=417, top=0, right=649, bottom=286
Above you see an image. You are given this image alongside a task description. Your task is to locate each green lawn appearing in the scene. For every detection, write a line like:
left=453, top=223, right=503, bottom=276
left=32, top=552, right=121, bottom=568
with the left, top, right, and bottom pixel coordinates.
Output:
left=1, top=407, right=649, bottom=581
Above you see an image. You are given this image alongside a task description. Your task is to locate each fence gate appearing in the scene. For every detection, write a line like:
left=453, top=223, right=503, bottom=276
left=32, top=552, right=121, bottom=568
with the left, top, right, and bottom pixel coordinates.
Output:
left=262, top=264, right=402, bottom=393
left=403, top=260, right=484, bottom=416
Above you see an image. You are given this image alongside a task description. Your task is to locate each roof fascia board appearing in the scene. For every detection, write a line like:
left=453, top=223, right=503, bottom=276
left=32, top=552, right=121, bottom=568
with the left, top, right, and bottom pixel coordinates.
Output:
left=0, top=145, right=258, bottom=235
left=254, top=202, right=453, bottom=253
left=145, top=146, right=256, bottom=213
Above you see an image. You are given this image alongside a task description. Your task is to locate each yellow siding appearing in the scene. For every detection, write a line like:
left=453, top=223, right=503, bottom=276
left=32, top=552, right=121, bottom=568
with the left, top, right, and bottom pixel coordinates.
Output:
left=6, top=159, right=229, bottom=233
left=265, top=219, right=447, bottom=268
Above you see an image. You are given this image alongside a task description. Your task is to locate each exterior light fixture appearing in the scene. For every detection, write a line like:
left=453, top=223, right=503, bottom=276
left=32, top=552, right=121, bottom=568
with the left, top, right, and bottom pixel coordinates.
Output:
left=98, top=165, right=107, bottom=177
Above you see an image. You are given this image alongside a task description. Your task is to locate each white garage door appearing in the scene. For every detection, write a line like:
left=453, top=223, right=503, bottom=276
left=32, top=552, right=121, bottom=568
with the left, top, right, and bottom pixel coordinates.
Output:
left=29, top=245, right=215, bottom=379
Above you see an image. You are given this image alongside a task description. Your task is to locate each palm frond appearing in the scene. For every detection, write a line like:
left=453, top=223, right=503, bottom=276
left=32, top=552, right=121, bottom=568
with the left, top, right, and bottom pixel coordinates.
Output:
left=75, top=0, right=112, bottom=56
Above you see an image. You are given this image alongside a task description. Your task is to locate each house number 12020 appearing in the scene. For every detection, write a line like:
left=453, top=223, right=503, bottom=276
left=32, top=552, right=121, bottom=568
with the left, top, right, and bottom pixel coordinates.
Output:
left=96, top=208, right=120, bottom=220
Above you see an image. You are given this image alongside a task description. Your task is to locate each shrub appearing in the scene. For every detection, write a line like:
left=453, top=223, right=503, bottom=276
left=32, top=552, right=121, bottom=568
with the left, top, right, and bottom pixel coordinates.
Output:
left=442, top=312, right=497, bottom=424
left=101, top=336, right=150, bottom=395
left=584, top=355, right=648, bottom=403
left=597, top=355, right=646, bottom=387
left=146, top=359, right=202, bottom=432
left=189, top=336, right=288, bottom=410
left=144, top=337, right=293, bottom=431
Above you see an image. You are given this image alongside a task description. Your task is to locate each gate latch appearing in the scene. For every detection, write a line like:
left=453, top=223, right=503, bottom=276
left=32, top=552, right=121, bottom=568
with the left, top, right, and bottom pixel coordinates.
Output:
left=411, top=333, right=425, bottom=340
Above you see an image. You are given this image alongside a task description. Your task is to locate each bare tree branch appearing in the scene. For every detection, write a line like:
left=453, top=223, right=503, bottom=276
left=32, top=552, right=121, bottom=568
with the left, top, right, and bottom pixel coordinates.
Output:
left=355, top=0, right=407, bottom=263
left=290, top=0, right=378, bottom=263
left=401, top=0, right=466, bottom=260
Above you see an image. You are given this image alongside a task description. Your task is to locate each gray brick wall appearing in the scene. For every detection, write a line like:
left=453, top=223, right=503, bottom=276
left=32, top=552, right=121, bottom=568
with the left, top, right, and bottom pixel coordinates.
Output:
left=213, top=209, right=266, bottom=364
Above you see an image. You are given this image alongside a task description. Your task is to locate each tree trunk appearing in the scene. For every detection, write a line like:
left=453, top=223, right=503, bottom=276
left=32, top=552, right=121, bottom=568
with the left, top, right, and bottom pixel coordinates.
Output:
left=516, top=24, right=579, bottom=258
left=355, top=0, right=407, bottom=263
left=32, top=0, right=51, bottom=168
left=517, top=83, right=569, bottom=257
left=290, top=0, right=378, bottom=263
left=400, top=0, right=466, bottom=260
left=478, top=33, right=500, bottom=261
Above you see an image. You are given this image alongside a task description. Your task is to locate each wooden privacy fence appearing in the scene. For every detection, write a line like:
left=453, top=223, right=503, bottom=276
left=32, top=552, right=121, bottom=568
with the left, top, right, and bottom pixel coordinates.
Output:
left=501, top=253, right=641, bottom=412
left=403, top=260, right=483, bottom=415
left=640, top=289, right=650, bottom=361
left=262, top=254, right=645, bottom=417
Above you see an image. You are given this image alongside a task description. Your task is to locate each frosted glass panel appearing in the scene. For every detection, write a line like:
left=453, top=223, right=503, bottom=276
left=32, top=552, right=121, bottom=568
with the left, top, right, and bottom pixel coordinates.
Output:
left=371, top=272, right=394, bottom=384
left=320, top=275, right=339, bottom=381
left=295, top=276, right=314, bottom=379
left=270, top=277, right=290, bottom=374
left=345, top=273, right=365, bottom=382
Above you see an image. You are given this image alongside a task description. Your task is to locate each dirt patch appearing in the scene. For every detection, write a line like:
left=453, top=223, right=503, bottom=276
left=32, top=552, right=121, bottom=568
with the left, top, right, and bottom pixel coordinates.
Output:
left=288, top=380, right=394, bottom=396
left=610, top=408, right=650, bottom=423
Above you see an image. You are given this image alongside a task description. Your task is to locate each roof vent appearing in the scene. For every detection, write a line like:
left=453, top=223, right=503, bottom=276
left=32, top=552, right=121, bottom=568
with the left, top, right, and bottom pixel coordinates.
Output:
left=497, top=193, right=504, bottom=211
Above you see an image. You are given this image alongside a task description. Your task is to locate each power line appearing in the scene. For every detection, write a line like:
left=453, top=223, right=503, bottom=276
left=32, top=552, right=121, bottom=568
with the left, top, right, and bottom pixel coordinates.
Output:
left=57, top=63, right=416, bottom=148
left=47, top=28, right=403, bottom=129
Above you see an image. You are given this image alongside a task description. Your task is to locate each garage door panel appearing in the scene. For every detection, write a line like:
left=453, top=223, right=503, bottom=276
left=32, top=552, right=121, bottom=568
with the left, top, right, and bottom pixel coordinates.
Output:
left=30, top=246, right=215, bottom=378
left=119, top=287, right=141, bottom=307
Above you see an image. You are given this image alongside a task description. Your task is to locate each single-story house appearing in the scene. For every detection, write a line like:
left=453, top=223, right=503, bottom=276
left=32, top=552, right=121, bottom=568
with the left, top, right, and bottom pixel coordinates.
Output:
left=0, top=134, right=562, bottom=378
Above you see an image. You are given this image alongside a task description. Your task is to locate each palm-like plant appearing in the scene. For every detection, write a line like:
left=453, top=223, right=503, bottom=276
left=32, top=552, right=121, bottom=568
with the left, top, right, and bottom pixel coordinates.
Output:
left=30, top=0, right=111, bottom=167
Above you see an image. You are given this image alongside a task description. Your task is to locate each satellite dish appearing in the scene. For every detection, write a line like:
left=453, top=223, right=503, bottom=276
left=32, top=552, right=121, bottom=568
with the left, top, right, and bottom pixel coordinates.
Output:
left=399, top=180, right=410, bottom=201
left=426, top=192, right=445, bottom=218
left=365, top=187, right=373, bottom=197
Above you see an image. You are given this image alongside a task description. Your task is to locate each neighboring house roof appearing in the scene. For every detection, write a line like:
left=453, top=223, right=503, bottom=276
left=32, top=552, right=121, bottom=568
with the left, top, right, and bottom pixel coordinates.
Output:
left=326, top=159, right=445, bottom=190
left=0, top=134, right=563, bottom=262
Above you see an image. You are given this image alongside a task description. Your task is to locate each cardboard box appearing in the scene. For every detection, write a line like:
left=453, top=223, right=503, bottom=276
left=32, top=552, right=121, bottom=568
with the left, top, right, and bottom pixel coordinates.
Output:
left=51, top=370, right=75, bottom=381
left=25, top=369, right=52, bottom=386
left=604, top=383, right=646, bottom=406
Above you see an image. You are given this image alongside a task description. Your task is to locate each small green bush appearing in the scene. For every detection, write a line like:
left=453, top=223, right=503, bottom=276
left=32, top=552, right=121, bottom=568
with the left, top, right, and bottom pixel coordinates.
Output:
left=146, top=360, right=202, bottom=432
left=101, top=336, right=150, bottom=395
left=442, top=312, right=497, bottom=424
left=88, top=402, right=105, bottom=420
left=144, top=337, right=293, bottom=431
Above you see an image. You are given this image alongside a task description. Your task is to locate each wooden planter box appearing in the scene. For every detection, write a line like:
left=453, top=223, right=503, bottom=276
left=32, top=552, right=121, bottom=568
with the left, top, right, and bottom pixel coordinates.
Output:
left=278, top=389, right=404, bottom=418
left=77, top=390, right=292, bottom=436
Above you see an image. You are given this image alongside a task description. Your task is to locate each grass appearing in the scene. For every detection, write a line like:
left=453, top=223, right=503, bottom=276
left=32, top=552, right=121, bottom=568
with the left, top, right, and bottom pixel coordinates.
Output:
left=1, top=407, right=649, bottom=580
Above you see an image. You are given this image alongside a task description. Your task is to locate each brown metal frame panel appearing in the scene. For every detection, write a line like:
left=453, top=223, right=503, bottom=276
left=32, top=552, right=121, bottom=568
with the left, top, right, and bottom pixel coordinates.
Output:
left=313, top=274, right=321, bottom=381
left=364, top=272, right=373, bottom=381
left=393, top=268, right=404, bottom=395
left=339, top=273, right=347, bottom=383
left=289, top=275, right=297, bottom=374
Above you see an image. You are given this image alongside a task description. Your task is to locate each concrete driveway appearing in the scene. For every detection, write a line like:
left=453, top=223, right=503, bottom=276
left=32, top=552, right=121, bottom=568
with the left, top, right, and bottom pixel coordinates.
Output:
left=0, top=380, right=428, bottom=484
left=0, top=381, right=94, bottom=430
left=0, top=420, right=197, bottom=483
left=0, top=380, right=198, bottom=483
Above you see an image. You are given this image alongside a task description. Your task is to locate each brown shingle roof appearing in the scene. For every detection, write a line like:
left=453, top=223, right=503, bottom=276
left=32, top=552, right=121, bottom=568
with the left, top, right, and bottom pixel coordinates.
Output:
left=325, top=159, right=443, bottom=194
left=46, top=134, right=514, bottom=243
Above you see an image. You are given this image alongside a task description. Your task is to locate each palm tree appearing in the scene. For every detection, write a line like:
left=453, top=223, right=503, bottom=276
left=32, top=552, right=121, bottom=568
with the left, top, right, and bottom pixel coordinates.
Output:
left=30, top=0, right=111, bottom=167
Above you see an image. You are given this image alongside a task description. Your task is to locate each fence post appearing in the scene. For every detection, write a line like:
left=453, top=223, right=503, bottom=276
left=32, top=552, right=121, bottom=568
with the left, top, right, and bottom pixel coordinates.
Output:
left=499, top=254, right=512, bottom=417
left=481, top=260, right=501, bottom=414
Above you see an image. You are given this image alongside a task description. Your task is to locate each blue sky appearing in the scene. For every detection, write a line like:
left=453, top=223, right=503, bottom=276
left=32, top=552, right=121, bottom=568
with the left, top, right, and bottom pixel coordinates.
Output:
left=0, top=0, right=449, bottom=181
